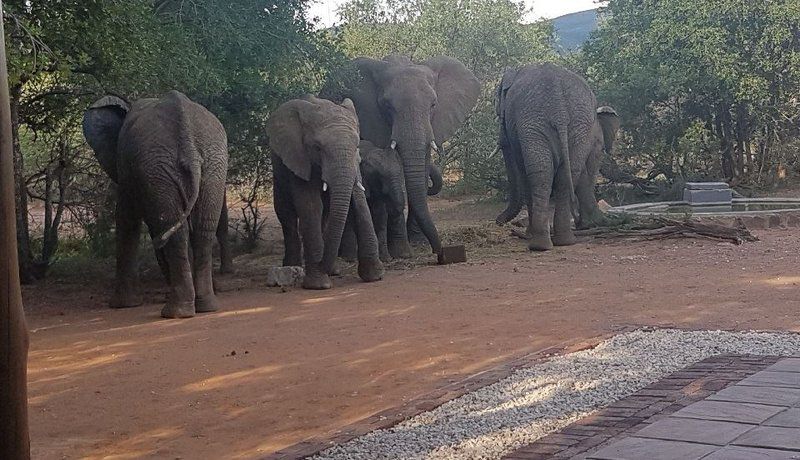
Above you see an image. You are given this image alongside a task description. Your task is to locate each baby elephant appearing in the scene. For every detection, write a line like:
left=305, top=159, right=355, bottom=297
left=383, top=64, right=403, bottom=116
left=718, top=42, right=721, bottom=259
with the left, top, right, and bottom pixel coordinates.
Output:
left=83, top=91, right=228, bottom=318
left=267, top=96, right=384, bottom=289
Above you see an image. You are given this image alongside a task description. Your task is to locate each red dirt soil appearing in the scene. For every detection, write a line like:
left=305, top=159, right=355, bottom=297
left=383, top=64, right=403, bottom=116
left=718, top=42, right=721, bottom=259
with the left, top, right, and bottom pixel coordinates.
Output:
left=23, top=198, right=800, bottom=459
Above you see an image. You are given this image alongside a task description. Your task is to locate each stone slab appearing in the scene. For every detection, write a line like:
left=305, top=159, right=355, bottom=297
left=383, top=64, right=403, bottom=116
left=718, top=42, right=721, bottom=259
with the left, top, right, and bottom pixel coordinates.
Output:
left=438, top=245, right=467, bottom=265
left=265, top=266, right=304, bottom=287
left=587, top=438, right=717, bottom=460
left=685, top=182, right=731, bottom=190
left=703, top=446, right=800, bottom=460
left=632, top=417, right=753, bottom=445
left=708, top=385, right=800, bottom=407
left=683, top=188, right=733, bottom=205
left=739, top=371, right=800, bottom=389
left=764, top=408, right=800, bottom=428
left=766, top=358, right=800, bottom=374
left=732, top=426, right=800, bottom=450
left=672, top=400, right=786, bottom=424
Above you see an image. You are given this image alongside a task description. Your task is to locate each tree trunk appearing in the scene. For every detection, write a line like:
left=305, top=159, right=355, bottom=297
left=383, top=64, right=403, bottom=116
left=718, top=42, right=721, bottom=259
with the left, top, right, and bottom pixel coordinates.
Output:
left=10, top=84, right=32, bottom=283
left=0, top=2, right=32, bottom=456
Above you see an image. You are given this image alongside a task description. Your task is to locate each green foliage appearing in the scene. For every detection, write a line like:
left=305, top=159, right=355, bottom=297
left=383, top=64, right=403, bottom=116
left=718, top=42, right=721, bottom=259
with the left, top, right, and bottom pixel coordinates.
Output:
left=583, top=0, right=800, bottom=185
left=337, top=0, right=559, bottom=193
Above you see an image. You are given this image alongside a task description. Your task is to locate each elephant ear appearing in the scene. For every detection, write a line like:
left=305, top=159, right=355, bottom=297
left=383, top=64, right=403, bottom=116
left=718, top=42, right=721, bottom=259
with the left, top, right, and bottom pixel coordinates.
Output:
left=347, top=58, right=393, bottom=148
left=496, top=68, right=519, bottom=118
left=266, top=99, right=316, bottom=181
left=423, top=56, right=480, bottom=145
left=82, top=95, right=130, bottom=183
left=597, top=106, right=620, bottom=155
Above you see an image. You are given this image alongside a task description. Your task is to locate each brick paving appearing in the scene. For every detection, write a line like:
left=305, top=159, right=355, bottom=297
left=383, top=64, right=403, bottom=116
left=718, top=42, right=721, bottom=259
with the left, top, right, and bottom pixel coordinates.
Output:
left=505, top=355, right=800, bottom=460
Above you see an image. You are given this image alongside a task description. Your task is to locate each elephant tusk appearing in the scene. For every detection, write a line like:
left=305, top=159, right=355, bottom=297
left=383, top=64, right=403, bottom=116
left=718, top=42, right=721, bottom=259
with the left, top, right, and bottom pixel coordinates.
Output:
left=356, top=181, right=366, bottom=191
left=323, top=182, right=328, bottom=192
left=390, top=140, right=397, bottom=150
left=430, top=141, right=439, bottom=153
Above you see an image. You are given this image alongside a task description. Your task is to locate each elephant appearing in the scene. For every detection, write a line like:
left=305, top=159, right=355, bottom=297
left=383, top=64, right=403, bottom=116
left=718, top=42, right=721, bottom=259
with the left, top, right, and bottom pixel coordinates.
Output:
left=494, top=63, right=620, bottom=251
left=340, top=141, right=444, bottom=262
left=321, top=55, right=480, bottom=259
left=83, top=91, right=229, bottom=318
left=267, top=95, right=384, bottom=289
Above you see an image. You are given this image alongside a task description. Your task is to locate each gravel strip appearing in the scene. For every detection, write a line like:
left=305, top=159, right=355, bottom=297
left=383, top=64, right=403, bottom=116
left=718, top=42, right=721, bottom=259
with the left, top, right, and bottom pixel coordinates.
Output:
left=313, top=328, right=800, bottom=460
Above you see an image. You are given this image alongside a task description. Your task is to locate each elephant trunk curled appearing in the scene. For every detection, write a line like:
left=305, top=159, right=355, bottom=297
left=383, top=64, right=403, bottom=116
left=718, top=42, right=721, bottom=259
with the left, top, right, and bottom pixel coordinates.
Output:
left=402, top=149, right=441, bottom=254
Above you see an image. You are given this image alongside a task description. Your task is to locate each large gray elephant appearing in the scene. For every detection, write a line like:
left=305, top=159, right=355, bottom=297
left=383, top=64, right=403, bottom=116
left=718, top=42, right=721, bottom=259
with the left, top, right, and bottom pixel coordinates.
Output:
left=83, top=91, right=229, bottom=318
left=495, top=63, right=620, bottom=251
left=322, top=55, right=480, bottom=259
left=267, top=96, right=384, bottom=289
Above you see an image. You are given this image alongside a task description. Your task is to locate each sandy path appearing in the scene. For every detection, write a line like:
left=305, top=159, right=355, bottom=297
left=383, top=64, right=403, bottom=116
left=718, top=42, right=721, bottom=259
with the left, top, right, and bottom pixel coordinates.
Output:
left=25, top=228, right=800, bottom=459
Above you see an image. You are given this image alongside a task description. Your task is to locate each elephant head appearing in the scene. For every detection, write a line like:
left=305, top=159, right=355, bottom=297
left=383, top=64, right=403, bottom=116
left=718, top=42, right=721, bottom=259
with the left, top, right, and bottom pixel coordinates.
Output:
left=596, top=106, right=620, bottom=156
left=359, top=140, right=406, bottom=210
left=82, top=95, right=131, bottom=183
left=325, top=55, right=480, bottom=255
left=266, top=96, right=365, bottom=273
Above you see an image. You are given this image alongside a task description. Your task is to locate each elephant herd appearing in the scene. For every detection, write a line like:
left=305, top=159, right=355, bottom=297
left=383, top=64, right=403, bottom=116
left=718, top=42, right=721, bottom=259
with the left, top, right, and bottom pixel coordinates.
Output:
left=82, top=57, right=619, bottom=319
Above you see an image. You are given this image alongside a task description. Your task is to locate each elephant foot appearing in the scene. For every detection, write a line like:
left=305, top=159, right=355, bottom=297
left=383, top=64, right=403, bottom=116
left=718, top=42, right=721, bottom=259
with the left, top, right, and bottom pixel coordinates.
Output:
left=552, top=231, right=576, bottom=247
left=496, top=207, right=520, bottom=225
left=110, top=291, right=143, bottom=309
left=303, top=264, right=332, bottom=290
left=527, top=234, right=553, bottom=252
left=161, top=300, right=196, bottom=319
left=358, top=257, right=385, bottom=283
left=330, top=260, right=343, bottom=277
left=389, top=241, right=414, bottom=259
left=195, top=295, right=221, bottom=313
left=379, top=248, right=392, bottom=263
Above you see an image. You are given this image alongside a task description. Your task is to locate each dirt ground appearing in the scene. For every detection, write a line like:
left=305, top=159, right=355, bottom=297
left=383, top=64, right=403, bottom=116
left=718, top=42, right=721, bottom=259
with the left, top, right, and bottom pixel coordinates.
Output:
left=23, top=196, right=800, bottom=459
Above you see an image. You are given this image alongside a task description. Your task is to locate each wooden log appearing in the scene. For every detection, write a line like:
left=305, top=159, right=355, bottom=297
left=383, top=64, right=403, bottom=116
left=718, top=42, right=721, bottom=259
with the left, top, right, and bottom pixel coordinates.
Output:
left=0, top=2, right=31, bottom=457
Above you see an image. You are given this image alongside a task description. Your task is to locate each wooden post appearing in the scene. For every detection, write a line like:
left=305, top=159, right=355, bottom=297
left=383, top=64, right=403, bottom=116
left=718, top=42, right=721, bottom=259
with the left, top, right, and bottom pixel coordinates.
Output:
left=0, top=1, right=31, bottom=458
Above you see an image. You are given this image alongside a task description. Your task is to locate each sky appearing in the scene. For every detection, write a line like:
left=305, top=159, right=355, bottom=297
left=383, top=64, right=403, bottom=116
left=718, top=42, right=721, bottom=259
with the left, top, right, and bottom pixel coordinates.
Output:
left=307, top=0, right=606, bottom=27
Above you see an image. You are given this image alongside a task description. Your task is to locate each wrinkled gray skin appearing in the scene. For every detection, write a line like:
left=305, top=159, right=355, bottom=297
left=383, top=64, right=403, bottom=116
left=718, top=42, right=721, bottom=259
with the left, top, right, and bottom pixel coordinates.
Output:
left=340, top=141, right=444, bottom=262
left=268, top=96, right=384, bottom=290
left=83, top=91, right=229, bottom=318
left=322, top=55, right=479, bottom=259
left=495, top=63, right=620, bottom=251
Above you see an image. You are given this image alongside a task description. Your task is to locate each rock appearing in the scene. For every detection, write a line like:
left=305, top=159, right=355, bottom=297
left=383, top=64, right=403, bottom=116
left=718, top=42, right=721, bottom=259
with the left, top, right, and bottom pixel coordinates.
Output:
left=266, top=266, right=304, bottom=287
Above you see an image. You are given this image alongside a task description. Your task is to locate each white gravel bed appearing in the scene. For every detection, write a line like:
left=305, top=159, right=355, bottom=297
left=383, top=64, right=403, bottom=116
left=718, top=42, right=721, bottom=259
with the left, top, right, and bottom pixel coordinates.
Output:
left=313, top=328, right=800, bottom=460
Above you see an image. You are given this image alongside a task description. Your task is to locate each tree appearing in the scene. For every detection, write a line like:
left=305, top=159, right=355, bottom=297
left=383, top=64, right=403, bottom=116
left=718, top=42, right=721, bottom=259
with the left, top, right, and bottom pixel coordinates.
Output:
left=583, top=0, right=800, bottom=186
left=0, top=0, right=30, bottom=455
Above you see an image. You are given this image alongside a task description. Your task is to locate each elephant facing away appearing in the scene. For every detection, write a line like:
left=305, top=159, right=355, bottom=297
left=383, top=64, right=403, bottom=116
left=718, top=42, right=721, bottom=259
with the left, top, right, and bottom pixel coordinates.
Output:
left=495, top=63, right=619, bottom=251
left=267, top=96, right=384, bottom=289
left=321, top=55, right=479, bottom=259
left=83, top=91, right=229, bottom=318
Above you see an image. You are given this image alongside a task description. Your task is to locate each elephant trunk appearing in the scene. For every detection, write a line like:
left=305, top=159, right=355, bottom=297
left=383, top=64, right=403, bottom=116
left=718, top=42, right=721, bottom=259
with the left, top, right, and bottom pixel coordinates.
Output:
left=320, top=163, right=357, bottom=274
left=401, top=152, right=441, bottom=254
left=427, top=163, right=443, bottom=196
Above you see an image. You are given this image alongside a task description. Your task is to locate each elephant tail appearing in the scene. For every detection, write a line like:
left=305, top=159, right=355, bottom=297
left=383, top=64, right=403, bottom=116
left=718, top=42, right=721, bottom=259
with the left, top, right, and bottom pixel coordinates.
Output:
left=152, top=153, right=202, bottom=250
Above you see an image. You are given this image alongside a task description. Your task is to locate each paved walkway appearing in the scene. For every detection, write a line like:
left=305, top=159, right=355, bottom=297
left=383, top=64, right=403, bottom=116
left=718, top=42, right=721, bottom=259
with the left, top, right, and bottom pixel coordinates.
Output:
left=586, top=357, right=800, bottom=459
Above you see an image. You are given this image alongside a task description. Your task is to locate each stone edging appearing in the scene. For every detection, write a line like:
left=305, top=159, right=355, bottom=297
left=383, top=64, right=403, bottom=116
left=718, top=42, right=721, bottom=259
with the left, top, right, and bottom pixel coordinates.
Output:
left=503, top=354, right=783, bottom=460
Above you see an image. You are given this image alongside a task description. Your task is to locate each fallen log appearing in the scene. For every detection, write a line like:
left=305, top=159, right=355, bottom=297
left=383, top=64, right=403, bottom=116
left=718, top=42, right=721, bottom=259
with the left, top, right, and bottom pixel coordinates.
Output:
left=510, top=217, right=758, bottom=245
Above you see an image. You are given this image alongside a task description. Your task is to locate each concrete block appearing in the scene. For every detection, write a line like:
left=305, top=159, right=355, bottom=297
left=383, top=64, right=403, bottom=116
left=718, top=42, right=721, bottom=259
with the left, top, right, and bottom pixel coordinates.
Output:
left=683, top=188, right=733, bottom=205
left=438, top=245, right=467, bottom=265
left=266, top=266, right=304, bottom=287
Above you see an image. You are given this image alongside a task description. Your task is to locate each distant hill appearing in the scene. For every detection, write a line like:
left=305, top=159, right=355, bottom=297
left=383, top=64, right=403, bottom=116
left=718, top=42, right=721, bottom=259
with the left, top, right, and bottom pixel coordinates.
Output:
left=552, top=9, right=599, bottom=51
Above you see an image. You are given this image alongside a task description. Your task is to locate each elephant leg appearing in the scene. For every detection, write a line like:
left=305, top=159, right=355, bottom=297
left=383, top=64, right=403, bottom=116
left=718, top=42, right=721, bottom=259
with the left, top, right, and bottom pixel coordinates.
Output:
left=154, top=247, right=170, bottom=284
left=523, top=136, right=555, bottom=251
left=111, top=197, right=143, bottom=308
left=351, top=185, right=384, bottom=282
left=274, top=178, right=302, bottom=267
left=496, top=143, right=524, bottom=224
left=216, top=198, right=233, bottom=274
left=293, top=181, right=331, bottom=290
left=406, top=213, right=426, bottom=245
left=160, top=226, right=196, bottom=319
left=576, top=148, right=604, bottom=229
left=339, top=211, right=358, bottom=262
left=370, top=197, right=391, bottom=262
left=191, top=229, right=218, bottom=313
left=386, top=202, right=412, bottom=259
left=552, top=164, right=577, bottom=247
